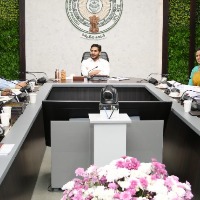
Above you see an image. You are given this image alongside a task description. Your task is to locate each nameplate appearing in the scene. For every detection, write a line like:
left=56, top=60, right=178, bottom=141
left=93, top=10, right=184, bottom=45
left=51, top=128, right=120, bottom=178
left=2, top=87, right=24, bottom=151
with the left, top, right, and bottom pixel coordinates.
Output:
left=73, top=76, right=84, bottom=82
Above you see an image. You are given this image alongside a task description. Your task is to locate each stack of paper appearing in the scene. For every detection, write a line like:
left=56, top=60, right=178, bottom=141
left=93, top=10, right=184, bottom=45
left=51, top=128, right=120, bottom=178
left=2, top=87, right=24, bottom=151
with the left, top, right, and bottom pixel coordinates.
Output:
left=0, top=143, right=15, bottom=156
left=110, top=77, right=130, bottom=81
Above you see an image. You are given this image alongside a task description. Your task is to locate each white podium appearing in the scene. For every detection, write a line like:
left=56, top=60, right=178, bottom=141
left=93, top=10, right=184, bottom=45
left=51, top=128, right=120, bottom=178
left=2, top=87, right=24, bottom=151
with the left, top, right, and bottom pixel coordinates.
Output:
left=89, top=113, right=131, bottom=167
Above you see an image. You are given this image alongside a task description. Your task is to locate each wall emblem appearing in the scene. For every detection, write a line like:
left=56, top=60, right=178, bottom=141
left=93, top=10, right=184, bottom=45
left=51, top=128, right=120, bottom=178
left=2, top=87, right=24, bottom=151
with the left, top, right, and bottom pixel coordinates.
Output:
left=65, top=0, right=123, bottom=40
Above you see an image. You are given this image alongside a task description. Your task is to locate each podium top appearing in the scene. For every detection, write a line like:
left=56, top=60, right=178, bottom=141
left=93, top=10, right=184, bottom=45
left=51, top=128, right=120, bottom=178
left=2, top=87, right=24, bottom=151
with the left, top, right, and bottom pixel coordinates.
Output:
left=88, top=113, right=131, bottom=124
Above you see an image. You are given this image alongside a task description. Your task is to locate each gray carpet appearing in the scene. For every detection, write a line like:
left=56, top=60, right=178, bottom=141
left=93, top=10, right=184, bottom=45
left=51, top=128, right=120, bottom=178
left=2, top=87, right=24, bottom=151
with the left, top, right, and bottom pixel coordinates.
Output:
left=31, top=147, right=63, bottom=200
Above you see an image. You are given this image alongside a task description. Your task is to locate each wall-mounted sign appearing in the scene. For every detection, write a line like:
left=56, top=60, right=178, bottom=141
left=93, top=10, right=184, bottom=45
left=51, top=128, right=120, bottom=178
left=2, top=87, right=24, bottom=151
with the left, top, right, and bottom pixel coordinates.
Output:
left=65, top=0, right=123, bottom=40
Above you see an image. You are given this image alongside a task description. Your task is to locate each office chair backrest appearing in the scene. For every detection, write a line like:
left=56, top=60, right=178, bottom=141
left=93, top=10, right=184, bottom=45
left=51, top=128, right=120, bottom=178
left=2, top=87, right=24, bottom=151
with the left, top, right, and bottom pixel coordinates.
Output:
left=81, top=52, right=109, bottom=62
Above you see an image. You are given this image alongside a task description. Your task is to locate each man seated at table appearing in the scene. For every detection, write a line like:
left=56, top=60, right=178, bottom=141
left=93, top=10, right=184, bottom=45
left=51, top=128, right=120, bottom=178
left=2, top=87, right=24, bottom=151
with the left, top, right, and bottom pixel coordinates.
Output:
left=81, top=44, right=110, bottom=77
left=0, top=78, right=27, bottom=96
left=0, top=89, right=12, bottom=96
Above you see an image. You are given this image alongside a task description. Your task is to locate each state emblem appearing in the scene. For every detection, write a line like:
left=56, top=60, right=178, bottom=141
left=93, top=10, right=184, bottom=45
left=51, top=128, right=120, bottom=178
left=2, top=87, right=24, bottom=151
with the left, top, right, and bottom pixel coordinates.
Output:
left=65, top=0, right=123, bottom=39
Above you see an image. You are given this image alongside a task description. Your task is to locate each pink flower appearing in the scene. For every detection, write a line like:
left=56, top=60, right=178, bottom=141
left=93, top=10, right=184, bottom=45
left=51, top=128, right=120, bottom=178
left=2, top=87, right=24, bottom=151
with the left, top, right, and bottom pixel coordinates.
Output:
left=139, top=177, right=148, bottom=188
left=116, top=160, right=125, bottom=168
left=73, top=190, right=84, bottom=200
left=62, top=157, right=193, bottom=200
left=130, top=157, right=140, bottom=168
left=129, top=180, right=137, bottom=189
left=126, top=188, right=136, bottom=196
left=119, top=191, right=132, bottom=200
left=113, top=192, right=120, bottom=199
left=108, top=182, right=118, bottom=190
left=185, top=190, right=194, bottom=199
left=151, top=159, right=167, bottom=179
left=164, top=176, right=174, bottom=190
left=121, top=156, right=128, bottom=159
left=116, top=157, right=140, bottom=170
left=124, top=157, right=140, bottom=170
left=99, top=175, right=107, bottom=184
left=75, top=168, right=85, bottom=177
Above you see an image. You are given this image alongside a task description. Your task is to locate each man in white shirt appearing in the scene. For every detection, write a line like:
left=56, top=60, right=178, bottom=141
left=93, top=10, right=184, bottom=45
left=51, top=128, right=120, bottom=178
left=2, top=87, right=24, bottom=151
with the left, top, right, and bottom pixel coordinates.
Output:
left=81, top=44, right=110, bottom=77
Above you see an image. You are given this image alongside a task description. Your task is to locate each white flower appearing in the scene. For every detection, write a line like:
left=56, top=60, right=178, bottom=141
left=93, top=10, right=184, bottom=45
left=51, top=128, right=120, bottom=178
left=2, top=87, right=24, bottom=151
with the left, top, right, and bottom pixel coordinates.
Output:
left=138, top=162, right=152, bottom=175
left=98, top=188, right=115, bottom=200
left=171, top=185, right=186, bottom=197
left=182, top=181, right=192, bottom=191
left=61, top=180, right=74, bottom=190
left=168, top=190, right=178, bottom=199
left=97, top=164, right=114, bottom=178
left=147, top=179, right=168, bottom=195
left=86, top=165, right=97, bottom=174
left=118, top=180, right=130, bottom=190
left=83, top=187, right=95, bottom=197
left=106, top=167, right=130, bottom=182
left=130, top=169, right=147, bottom=179
left=154, top=194, right=169, bottom=200
left=93, top=186, right=105, bottom=196
left=90, top=186, right=115, bottom=200
left=61, top=157, right=193, bottom=200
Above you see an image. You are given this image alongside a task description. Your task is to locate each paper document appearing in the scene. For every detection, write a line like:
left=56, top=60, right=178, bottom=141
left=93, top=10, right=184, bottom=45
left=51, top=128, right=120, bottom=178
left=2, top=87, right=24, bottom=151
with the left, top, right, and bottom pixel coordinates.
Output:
left=11, top=89, right=21, bottom=95
left=110, top=77, right=130, bottom=81
left=0, top=143, right=15, bottom=156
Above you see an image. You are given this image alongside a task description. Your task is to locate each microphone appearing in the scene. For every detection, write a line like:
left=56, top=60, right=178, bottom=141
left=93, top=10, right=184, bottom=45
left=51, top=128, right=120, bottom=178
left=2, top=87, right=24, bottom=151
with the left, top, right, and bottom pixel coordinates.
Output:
left=191, top=95, right=200, bottom=111
left=146, top=73, right=169, bottom=79
left=26, top=71, right=47, bottom=84
left=26, top=71, right=47, bottom=77
left=87, top=66, right=98, bottom=80
left=178, top=90, right=193, bottom=103
left=146, top=73, right=169, bottom=85
left=26, top=72, right=37, bottom=83
left=164, top=81, right=182, bottom=95
left=137, top=73, right=169, bottom=84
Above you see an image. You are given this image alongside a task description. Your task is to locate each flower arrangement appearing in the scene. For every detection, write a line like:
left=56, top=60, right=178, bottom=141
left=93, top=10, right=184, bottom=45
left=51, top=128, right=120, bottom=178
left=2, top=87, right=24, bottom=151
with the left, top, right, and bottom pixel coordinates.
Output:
left=61, top=156, right=193, bottom=200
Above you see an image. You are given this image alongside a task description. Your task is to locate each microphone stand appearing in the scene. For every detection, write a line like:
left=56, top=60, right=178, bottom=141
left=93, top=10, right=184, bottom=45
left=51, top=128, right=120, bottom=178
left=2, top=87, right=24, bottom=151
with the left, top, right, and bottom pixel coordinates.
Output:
left=26, top=72, right=38, bottom=84
left=178, top=90, right=193, bottom=104
left=26, top=71, right=48, bottom=83
left=27, top=71, right=47, bottom=77
left=138, top=73, right=169, bottom=84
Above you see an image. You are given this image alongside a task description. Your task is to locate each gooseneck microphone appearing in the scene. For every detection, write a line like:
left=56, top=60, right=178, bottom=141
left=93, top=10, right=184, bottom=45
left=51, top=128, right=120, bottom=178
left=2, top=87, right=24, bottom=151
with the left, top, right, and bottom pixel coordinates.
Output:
left=26, top=71, right=47, bottom=77
left=146, top=73, right=169, bottom=79
left=137, top=73, right=169, bottom=84
left=178, top=90, right=193, bottom=103
left=87, top=66, right=98, bottom=80
left=164, top=81, right=182, bottom=95
left=26, top=71, right=48, bottom=84
left=26, top=72, right=37, bottom=83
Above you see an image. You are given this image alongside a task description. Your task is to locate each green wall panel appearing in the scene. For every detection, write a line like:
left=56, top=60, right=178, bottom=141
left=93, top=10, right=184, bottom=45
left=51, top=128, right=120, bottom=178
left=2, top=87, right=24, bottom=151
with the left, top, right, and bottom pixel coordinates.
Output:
left=0, top=0, right=20, bottom=80
left=168, top=0, right=190, bottom=84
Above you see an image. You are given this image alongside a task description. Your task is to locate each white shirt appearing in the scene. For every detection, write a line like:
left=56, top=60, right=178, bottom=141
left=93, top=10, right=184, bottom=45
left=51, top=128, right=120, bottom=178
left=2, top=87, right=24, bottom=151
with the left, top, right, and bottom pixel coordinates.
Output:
left=81, top=58, right=110, bottom=76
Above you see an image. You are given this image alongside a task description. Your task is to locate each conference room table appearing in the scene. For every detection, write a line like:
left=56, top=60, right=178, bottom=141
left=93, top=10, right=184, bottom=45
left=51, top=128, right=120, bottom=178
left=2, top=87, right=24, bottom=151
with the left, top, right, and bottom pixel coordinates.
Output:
left=0, top=77, right=200, bottom=199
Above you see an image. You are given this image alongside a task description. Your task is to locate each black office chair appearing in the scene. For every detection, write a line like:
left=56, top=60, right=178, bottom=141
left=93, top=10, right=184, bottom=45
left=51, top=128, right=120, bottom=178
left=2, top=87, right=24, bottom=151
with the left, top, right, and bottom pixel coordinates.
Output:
left=81, top=51, right=109, bottom=62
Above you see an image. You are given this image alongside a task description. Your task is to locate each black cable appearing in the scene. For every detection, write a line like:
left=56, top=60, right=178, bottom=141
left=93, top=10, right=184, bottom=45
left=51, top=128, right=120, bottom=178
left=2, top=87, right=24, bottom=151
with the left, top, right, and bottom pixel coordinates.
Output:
left=108, top=109, right=115, bottom=119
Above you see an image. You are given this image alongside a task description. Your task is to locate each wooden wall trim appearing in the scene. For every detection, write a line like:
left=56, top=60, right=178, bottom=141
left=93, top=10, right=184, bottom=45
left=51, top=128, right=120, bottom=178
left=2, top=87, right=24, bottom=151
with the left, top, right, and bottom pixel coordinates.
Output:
left=19, top=0, right=26, bottom=80
left=162, top=0, right=169, bottom=74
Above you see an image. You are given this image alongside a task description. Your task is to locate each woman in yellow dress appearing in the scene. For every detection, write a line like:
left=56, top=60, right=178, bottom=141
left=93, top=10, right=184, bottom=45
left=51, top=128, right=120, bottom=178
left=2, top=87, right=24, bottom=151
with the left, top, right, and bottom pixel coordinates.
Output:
left=188, top=48, right=200, bottom=86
